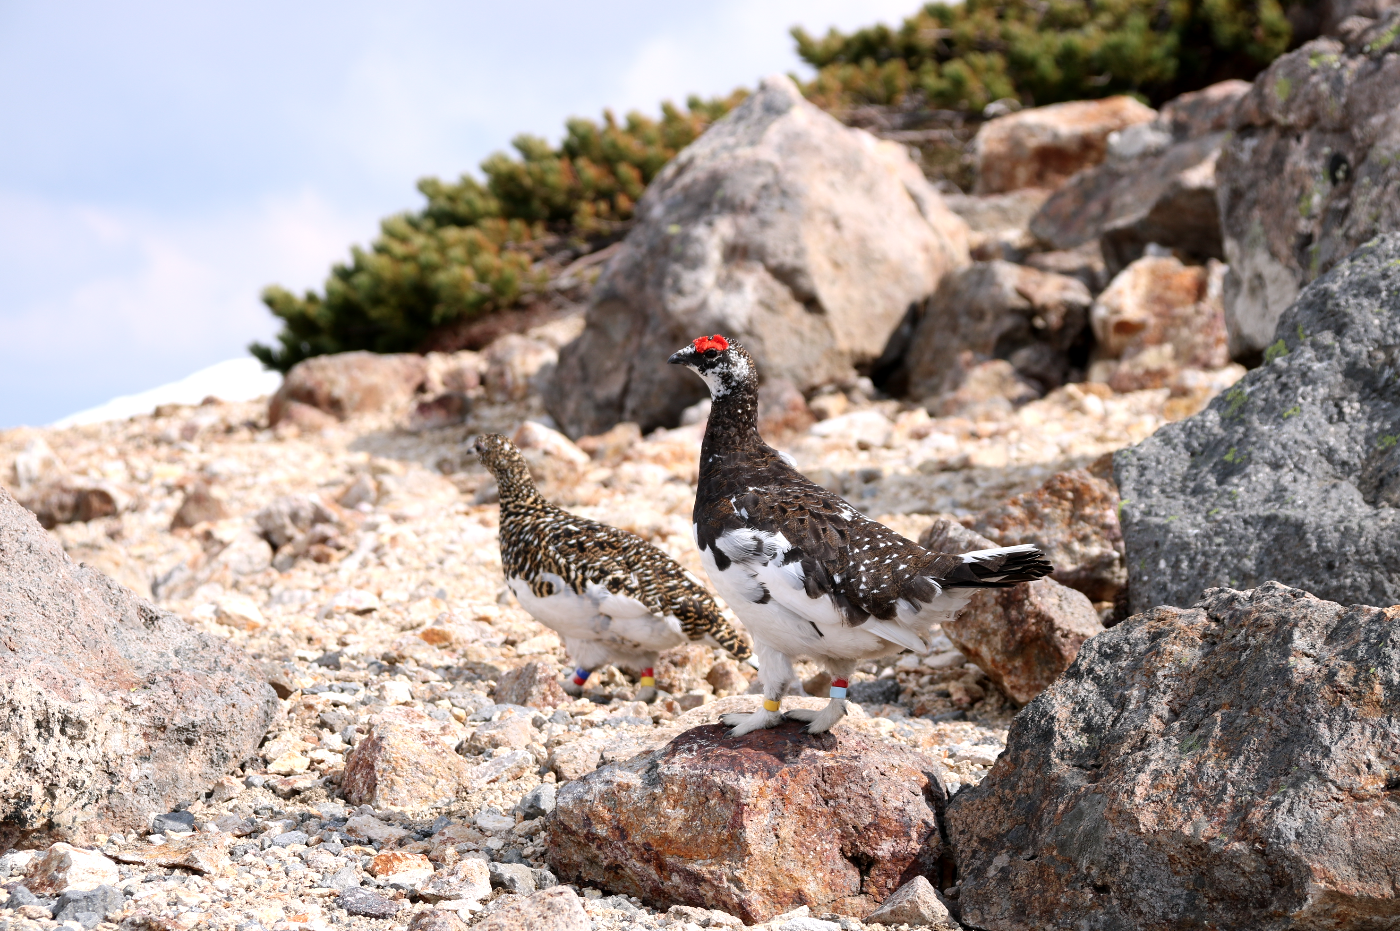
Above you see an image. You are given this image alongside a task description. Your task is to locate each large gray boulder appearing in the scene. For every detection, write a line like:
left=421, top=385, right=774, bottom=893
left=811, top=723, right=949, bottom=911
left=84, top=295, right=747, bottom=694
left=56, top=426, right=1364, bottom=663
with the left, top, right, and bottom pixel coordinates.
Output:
left=0, top=486, right=278, bottom=848
left=1216, top=11, right=1400, bottom=357
left=948, top=583, right=1400, bottom=931
left=546, top=75, right=969, bottom=438
left=1115, top=234, right=1400, bottom=615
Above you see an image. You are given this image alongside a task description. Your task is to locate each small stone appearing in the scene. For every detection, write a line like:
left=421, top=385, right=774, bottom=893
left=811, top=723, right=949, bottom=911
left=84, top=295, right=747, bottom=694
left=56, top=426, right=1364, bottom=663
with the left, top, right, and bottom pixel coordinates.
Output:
left=476, top=810, right=516, bottom=833
left=369, top=851, right=433, bottom=886
left=268, top=751, right=311, bottom=775
left=408, top=910, right=470, bottom=931
left=472, top=886, right=591, bottom=931
left=531, top=867, right=558, bottom=890
left=866, top=875, right=953, bottom=926
left=330, top=588, right=381, bottom=614
left=514, top=784, right=556, bottom=820
left=471, top=748, right=533, bottom=787
left=169, top=482, right=228, bottom=530
left=418, top=857, right=490, bottom=903
left=488, top=861, right=536, bottom=894
left=324, top=866, right=360, bottom=891
left=24, top=843, right=120, bottom=894
left=338, top=885, right=402, bottom=919
left=272, top=831, right=309, bottom=847
left=705, top=659, right=749, bottom=696
left=151, top=811, right=195, bottom=834
left=53, top=884, right=124, bottom=928
left=214, top=593, right=266, bottom=631
left=848, top=678, right=901, bottom=705
left=780, top=919, right=840, bottom=931
left=379, top=680, right=414, bottom=704
left=312, top=650, right=342, bottom=669
left=342, top=814, right=410, bottom=845
left=493, top=661, right=568, bottom=710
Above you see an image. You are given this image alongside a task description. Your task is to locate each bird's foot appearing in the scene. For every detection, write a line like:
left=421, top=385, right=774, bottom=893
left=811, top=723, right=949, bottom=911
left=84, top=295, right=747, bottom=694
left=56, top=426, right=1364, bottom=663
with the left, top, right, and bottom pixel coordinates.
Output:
left=720, top=708, right=785, bottom=736
left=561, top=680, right=583, bottom=698
left=783, top=698, right=847, bottom=734
left=635, top=686, right=658, bottom=704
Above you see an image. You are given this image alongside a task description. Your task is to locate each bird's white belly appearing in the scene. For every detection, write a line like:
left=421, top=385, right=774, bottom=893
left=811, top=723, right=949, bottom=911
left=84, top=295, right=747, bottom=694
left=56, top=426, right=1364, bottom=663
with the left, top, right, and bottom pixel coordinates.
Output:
left=699, top=545, right=894, bottom=662
left=506, top=576, right=685, bottom=653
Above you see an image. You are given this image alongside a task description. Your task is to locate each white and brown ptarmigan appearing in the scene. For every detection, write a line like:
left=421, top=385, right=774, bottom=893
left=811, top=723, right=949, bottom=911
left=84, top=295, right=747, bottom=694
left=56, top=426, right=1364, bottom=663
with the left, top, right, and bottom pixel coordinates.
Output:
left=474, top=433, right=751, bottom=701
left=669, top=335, right=1052, bottom=735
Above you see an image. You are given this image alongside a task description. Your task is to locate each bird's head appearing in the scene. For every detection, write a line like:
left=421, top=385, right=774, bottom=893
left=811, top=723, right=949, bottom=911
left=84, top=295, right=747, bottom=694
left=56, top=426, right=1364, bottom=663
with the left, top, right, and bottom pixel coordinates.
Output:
left=668, top=334, right=755, bottom=400
left=471, top=433, right=532, bottom=490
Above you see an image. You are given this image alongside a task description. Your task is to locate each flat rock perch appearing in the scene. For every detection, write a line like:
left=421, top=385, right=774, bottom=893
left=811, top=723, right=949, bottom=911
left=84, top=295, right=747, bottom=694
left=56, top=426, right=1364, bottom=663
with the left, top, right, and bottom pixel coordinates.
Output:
left=0, top=486, right=278, bottom=847
left=546, top=719, right=950, bottom=923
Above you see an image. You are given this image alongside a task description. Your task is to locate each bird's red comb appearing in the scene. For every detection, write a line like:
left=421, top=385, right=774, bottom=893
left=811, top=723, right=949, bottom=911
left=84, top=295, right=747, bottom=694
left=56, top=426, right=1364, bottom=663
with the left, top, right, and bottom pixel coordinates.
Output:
left=693, top=334, right=729, bottom=352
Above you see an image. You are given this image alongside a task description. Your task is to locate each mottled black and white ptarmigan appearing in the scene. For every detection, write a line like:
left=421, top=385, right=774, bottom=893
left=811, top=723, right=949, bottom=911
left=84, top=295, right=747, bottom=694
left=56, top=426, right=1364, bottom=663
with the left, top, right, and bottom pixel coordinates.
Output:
left=668, top=335, right=1052, bottom=735
left=474, top=433, right=751, bottom=702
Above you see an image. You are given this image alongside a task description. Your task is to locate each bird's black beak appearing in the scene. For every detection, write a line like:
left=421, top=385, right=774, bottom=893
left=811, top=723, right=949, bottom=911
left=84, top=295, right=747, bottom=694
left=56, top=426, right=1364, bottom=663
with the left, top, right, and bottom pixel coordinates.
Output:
left=668, top=350, right=689, bottom=366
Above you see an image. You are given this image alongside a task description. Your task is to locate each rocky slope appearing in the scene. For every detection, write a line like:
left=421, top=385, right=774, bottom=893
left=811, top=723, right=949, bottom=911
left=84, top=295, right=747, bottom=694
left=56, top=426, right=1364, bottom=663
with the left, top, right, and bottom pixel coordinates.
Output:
left=0, top=348, right=1212, bottom=930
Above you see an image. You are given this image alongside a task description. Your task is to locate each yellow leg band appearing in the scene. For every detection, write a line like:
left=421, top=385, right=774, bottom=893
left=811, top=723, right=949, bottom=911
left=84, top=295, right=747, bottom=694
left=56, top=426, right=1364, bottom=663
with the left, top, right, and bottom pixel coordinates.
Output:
left=763, top=699, right=781, bottom=712
left=639, top=676, right=656, bottom=687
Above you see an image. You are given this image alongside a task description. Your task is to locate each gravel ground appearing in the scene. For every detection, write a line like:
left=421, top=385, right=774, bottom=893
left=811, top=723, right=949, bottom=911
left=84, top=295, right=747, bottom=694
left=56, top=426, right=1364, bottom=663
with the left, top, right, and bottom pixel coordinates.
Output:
left=0, top=376, right=1227, bottom=930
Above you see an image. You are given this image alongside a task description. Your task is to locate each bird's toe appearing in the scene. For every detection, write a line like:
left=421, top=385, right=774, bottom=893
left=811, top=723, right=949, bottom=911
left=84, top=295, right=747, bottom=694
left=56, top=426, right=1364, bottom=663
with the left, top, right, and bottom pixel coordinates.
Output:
left=782, top=708, right=818, bottom=723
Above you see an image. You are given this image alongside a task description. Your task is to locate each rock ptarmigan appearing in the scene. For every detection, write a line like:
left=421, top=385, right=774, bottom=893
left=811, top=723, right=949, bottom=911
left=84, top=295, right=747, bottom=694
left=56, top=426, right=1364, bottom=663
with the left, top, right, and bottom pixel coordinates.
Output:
left=474, top=433, right=751, bottom=701
left=668, top=336, right=1052, bottom=734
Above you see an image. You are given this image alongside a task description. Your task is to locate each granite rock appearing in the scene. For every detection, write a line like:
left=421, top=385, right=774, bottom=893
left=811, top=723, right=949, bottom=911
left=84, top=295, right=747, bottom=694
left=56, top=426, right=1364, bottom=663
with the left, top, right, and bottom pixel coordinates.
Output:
left=948, top=583, right=1400, bottom=930
left=1116, top=234, right=1400, bottom=613
left=1217, top=11, right=1400, bottom=357
left=0, top=487, right=278, bottom=848
left=547, top=720, right=950, bottom=923
left=268, top=351, right=427, bottom=424
left=341, top=706, right=473, bottom=810
left=547, top=74, right=968, bottom=437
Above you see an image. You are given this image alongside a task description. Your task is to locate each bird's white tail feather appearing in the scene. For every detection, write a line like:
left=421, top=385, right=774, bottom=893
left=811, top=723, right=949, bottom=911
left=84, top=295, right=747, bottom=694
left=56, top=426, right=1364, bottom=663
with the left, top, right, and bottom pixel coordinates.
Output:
left=960, top=543, right=1037, bottom=563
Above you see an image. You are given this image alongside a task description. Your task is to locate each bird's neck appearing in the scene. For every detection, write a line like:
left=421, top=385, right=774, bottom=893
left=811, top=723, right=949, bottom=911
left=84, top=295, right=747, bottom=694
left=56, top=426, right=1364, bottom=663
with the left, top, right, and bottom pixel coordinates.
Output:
left=699, top=378, right=763, bottom=473
left=492, top=463, right=544, bottom=511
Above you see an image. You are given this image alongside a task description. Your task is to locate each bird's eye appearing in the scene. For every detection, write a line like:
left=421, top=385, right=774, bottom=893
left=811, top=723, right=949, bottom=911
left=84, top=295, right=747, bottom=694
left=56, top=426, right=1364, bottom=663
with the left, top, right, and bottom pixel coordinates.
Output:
left=704, top=348, right=719, bottom=359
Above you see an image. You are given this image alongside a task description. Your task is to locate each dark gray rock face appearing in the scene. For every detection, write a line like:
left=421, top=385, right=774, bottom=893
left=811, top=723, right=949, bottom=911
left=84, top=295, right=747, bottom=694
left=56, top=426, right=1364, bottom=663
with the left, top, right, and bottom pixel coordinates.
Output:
left=546, top=75, right=968, bottom=438
left=948, top=583, right=1400, bottom=931
left=903, top=260, right=1092, bottom=401
left=1116, top=233, right=1400, bottom=614
left=1217, top=11, right=1400, bottom=356
left=0, top=486, right=278, bottom=847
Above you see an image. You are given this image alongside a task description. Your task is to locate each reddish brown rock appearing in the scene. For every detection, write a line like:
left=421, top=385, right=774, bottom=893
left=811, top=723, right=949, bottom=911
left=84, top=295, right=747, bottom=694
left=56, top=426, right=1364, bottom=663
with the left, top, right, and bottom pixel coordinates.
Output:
left=493, top=661, right=568, bottom=710
left=341, top=706, right=472, bottom=810
left=547, top=721, right=950, bottom=923
left=17, top=478, right=127, bottom=529
left=973, top=96, right=1156, bottom=194
left=169, top=482, right=228, bottom=530
left=920, top=518, right=1104, bottom=706
left=654, top=644, right=716, bottom=696
left=268, top=351, right=427, bottom=424
left=948, top=584, right=1400, bottom=931
left=972, top=469, right=1125, bottom=603
left=0, top=487, right=277, bottom=848
left=1089, top=255, right=1229, bottom=392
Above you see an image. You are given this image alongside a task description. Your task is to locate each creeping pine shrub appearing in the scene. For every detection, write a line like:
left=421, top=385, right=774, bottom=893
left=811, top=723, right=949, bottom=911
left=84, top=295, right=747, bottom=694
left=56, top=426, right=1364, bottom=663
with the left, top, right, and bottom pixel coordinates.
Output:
left=251, top=95, right=743, bottom=372
left=795, top=0, right=1293, bottom=112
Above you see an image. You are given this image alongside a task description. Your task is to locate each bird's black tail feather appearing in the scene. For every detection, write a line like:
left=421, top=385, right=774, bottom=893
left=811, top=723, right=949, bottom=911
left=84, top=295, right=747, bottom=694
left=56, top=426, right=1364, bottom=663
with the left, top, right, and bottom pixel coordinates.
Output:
left=942, top=544, right=1054, bottom=589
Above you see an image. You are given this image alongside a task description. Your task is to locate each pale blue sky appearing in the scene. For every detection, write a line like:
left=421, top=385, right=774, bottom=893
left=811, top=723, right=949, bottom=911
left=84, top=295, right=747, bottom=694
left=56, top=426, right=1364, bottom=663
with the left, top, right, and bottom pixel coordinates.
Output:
left=0, top=1, right=918, bottom=428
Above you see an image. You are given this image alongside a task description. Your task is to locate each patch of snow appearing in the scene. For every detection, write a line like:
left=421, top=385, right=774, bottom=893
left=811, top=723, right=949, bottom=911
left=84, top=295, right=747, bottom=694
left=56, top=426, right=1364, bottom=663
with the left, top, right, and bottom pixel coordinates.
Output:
left=51, top=357, right=282, bottom=428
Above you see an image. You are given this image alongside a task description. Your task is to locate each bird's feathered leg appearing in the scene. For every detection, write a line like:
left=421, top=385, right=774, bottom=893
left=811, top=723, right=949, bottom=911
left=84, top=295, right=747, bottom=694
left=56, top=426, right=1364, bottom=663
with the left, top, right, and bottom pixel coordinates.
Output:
left=561, top=666, right=589, bottom=698
left=783, top=658, right=855, bottom=734
left=636, top=662, right=659, bottom=704
left=720, top=643, right=791, bottom=736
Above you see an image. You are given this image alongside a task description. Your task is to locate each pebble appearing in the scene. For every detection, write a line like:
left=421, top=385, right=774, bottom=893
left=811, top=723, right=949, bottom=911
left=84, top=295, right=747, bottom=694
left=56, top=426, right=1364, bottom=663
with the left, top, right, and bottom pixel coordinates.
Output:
left=488, top=861, right=536, bottom=894
left=150, top=811, right=195, bottom=834
left=338, top=885, right=402, bottom=918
